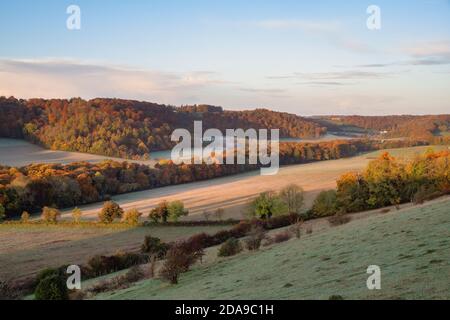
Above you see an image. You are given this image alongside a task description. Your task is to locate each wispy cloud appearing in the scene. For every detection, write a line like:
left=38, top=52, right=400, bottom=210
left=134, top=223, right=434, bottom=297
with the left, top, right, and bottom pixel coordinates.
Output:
left=0, top=59, right=226, bottom=103
left=267, top=70, right=393, bottom=86
left=357, top=40, right=450, bottom=68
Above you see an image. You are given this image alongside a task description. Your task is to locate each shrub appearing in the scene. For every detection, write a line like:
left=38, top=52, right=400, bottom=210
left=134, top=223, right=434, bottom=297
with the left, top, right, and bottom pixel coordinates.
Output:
left=273, top=231, right=292, bottom=243
left=141, top=235, right=169, bottom=258
left=244, top=226, right=266, bottom=251
left=87, top=252, right=147, bottom=277
left=122, top=208, right=142, bottom=225
left=160, top=243, right=202, bottom=284
left=41, top=207, right=61, bottom=224
left=98, top=201, right=123, bottom=223
left=311, top=190, right=338, bottom=217
left=35, top=268, right=62, bottom=288
left=218, top=238, right=242, bottom=257
left=328, top=213, right=352, bottom=227
left=34, top=274, right=68, bottom=300
left=72, top=207, right=82, bottom=223
left=167, top=201, right=189, bottom=221
left=279, top=184, right=304, bottom=214
left=380, top=208, right=391, bottom=214
left=21, top=211, right=30, bottom=223
left=263, top=213, right=300, bottom=230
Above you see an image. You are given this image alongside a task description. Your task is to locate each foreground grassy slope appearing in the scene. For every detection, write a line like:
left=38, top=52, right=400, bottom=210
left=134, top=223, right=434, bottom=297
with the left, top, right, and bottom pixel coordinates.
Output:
left=98, top=199, right=450, bottom=300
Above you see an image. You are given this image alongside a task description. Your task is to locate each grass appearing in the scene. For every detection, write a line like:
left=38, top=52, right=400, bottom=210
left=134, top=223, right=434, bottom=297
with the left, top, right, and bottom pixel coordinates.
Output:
left=95, top=198, right=450, bottom=300
left=0, top=224, right=229, bottom=285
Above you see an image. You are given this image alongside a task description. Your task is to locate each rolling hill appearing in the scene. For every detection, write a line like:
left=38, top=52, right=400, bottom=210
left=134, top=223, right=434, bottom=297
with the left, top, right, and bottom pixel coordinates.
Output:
left=95, top=197, right=450, bottom=300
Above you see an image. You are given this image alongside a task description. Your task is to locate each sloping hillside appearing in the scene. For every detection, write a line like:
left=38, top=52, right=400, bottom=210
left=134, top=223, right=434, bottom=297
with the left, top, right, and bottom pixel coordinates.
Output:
left=96, top=198, right=450, bottom=300
left=0, top=97, right=326, bottom=159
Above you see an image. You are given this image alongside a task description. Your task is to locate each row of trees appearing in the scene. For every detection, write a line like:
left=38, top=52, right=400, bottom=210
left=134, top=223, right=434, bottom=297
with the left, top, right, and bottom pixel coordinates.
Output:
left=11, top=199, right=189, bottom=225
left=0, top=139, right=431, bottom=219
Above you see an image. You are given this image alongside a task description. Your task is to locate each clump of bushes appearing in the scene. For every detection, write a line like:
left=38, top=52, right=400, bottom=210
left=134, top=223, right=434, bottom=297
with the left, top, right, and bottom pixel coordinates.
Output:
left=86, top=252, right=148, bottom=277
left=218, top=238, right=242, bottom=257
left=244, top=226, right=266, bottom=251
left=311, top=190, right=338, bottom=217
left=141, top=235, right=169, bottom=259
left=98, top=201, right=123, bottom=224
left=41, top=207, right=61, bottom=224
left=34, top=268, right=68, bottom=300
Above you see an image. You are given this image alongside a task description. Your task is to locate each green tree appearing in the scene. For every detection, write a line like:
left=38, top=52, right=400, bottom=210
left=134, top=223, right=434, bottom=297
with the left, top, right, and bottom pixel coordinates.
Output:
left=248, top=191, right=287, bottom=219
left=167, top=201, right=189, bottom=222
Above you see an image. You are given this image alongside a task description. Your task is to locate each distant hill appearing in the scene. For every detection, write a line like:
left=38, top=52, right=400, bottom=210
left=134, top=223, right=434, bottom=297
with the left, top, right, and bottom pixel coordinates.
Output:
left=315, top=115, right=450, bottom=140
left=0, top=97, right=448, bottom=160
left=0, top=97, right=326, bottom=159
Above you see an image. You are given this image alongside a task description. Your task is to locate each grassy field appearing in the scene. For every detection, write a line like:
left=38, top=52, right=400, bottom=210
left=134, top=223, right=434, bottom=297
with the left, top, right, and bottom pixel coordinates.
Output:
left=0, top=224, right=229, bottom=285
left=95, top=198, right=450, bottom=300
left=0, top=138, right=157, bottom=167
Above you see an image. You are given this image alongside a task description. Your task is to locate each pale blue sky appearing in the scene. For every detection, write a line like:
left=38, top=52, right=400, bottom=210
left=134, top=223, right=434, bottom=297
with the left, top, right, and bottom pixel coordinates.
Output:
left=0, top=0, right=449, bottom=115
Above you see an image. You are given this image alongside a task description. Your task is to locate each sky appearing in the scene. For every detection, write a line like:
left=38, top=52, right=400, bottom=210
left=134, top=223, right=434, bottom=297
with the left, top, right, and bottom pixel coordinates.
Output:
left=0, top=0, right=449, bottom=115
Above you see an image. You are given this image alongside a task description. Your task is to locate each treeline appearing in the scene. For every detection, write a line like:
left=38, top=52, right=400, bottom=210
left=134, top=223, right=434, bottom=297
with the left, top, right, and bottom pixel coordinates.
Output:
left=0, top=97, right=326, bottom=159
left=311, top=150, right=450, bottom=217
left=319, top=115, right=450, bottom=140
left=0, top=138, right=428, bottom=219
